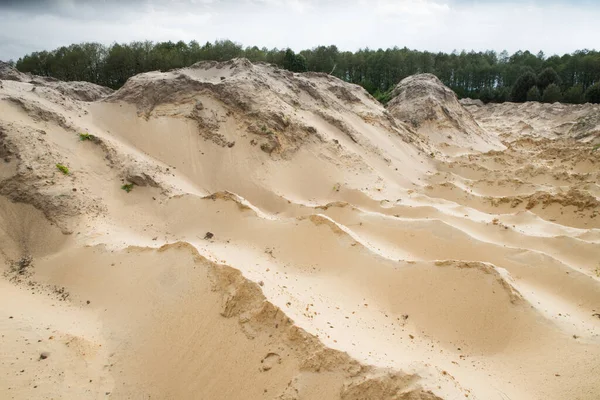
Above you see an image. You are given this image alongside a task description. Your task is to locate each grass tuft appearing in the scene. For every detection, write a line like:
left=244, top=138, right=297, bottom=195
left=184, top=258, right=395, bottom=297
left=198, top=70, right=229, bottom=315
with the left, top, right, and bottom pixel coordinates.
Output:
left=260, top=125, right=275, bottom=135
left=121, top=183, right=134, bottom=193
left=79, top=133, right=95, bottom=141
left=56, top=164, right=69, bottom=175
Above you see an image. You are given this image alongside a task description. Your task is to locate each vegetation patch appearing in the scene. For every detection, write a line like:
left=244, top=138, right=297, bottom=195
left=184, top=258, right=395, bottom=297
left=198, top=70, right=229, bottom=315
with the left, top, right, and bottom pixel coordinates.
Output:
left=79, top=132, right=95, bottom=141
left=121, top=183, right=135, bottom=193
left=56, top=163, right=69, bottom=174
left=373, top=88, right=394, bottom=105
left=260, top=125, right=275, bottom=135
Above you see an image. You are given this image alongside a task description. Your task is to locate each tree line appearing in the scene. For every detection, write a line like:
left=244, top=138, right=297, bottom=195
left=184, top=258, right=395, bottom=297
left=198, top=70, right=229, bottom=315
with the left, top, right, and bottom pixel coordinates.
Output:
left=13, top=40, right=600, bottom=104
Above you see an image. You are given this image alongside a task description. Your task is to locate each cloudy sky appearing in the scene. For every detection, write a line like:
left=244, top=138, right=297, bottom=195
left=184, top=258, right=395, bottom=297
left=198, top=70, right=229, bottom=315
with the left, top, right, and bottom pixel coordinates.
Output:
left=1, top=0, right=599, bottom=61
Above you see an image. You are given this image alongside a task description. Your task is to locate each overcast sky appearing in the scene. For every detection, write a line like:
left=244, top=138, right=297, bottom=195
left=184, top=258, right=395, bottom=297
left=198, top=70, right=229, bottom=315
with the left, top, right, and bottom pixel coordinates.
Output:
left=1, top=0, right=599, bottom=61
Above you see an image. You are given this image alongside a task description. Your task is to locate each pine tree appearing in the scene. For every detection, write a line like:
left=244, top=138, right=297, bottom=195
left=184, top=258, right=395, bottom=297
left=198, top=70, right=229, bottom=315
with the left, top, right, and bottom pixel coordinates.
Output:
left=537, top=67, right=560, bottom=91
left=283, top=48, right=296, bottom=71
left=542, top=83, right=562, bottom=103
left=511, top=72, right=537, bottom=102
left=563, top=85, right=584, bottom=104
left=527, top=86, right=541, bottom=102
left=478, top=87, right=494, bottom=104
left=585, top=83, right=600, bottom=103
left=282, top=49, right=307, bottom=73
left=293, top=54, right=308, bottom=72
left=494, top=87, right=509, bottom=103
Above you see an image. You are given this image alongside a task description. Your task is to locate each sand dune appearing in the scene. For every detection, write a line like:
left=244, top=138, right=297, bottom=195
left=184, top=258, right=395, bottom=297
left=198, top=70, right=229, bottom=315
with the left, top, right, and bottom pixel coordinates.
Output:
left=1, top=60, right=599, bottom=400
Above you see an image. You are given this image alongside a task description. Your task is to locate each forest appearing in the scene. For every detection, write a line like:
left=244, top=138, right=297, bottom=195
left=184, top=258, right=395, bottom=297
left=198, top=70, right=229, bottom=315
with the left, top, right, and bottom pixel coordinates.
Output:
left=12, top=40, right=600, bottom=104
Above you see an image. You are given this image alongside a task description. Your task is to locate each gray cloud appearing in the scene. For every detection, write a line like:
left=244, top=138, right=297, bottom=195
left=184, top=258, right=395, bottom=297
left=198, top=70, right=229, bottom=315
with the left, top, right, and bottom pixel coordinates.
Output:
left=1, top=0, right=599, bottom=61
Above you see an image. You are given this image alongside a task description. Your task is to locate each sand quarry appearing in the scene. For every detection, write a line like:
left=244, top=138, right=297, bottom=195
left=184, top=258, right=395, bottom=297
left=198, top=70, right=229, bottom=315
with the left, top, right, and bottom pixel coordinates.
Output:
left=0, top=59, right=599, bottom=400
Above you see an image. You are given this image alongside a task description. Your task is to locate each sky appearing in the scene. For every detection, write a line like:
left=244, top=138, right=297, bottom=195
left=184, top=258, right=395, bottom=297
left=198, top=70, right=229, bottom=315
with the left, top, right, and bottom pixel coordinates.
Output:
left=1, top=0, right=599, bottom=61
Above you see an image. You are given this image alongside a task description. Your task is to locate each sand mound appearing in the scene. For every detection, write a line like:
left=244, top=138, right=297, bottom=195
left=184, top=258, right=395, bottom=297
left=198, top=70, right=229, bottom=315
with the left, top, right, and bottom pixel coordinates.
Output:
left=106, top=58, right=424, bottom=156
left=88, top=58, right=432, bottom=208
left=40, top=80, right=114, bottom=102
left=458, top=98, right=484, bottom=107
left=0, top=61, right=27, bottom=82
left=387, top=74, right=504, bottom=153
left=1, top=61, right=112, bottom=102
left=1, top=62, right=599, bottom=400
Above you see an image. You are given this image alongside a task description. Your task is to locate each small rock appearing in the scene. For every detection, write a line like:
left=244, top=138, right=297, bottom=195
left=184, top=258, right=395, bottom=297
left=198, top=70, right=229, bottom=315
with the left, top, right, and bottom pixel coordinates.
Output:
left=39, top=352, right=50, bottom=360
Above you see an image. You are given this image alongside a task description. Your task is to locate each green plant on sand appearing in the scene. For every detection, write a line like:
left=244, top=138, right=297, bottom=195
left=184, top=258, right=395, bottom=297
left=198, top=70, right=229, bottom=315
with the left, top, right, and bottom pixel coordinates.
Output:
left=121, top=183, right=134, bottom=193
left=79, top=133, right=95, bottom=141
left=56, top=164, right=69, bottom=174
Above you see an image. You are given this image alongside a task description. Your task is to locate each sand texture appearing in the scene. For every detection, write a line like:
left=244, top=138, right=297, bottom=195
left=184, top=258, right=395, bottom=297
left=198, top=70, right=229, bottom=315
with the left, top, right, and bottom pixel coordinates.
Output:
left=1, top=59, right=599, bottom=400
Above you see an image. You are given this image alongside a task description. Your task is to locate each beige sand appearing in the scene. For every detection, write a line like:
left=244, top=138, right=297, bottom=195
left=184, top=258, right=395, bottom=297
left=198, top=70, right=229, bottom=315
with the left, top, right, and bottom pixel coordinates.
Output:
left=1, top=60, right=599, bottom=400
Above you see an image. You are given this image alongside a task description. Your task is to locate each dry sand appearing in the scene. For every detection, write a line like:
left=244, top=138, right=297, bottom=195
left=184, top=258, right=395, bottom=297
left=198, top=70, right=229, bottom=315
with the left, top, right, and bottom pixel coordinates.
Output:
left=1, top=59, right=599, bottom=400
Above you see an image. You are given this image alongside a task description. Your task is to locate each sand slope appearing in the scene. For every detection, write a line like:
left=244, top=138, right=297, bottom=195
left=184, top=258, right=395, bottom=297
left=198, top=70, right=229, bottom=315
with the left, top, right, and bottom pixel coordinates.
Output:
left=388, top=74, right=504, bottom=153
left=1, top=60, right=599, bottom=400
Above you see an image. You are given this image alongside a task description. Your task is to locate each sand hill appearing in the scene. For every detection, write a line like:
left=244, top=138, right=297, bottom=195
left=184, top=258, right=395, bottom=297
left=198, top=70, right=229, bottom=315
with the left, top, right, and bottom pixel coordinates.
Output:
left=1, top=60, right=599, bottom=400
left=387, top=74, right=504, bottom=154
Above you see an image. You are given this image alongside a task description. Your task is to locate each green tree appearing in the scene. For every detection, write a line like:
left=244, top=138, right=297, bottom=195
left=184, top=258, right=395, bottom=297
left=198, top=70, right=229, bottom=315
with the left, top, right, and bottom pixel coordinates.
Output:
left=563, top=85, right=585, bottom=104
left=527, top=86, right=541, bottom=101
left=494, top=87, right=510, bottom=103
left=282, top=48, right=308, bottom=73
left=585, top=83, right=600, bottom=103
left=511, top=72, right=537, bottom=102
left=283, top=48, right=297, bottom=71
left=537, top=67, right=560, bottom=91
left=103, top=43, right=135, bottom=88
left=294, top=54, right=308, bottom=72
left=478, top=87, right=494, bottom=103
left=542, top=83, right=562, bottom=103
